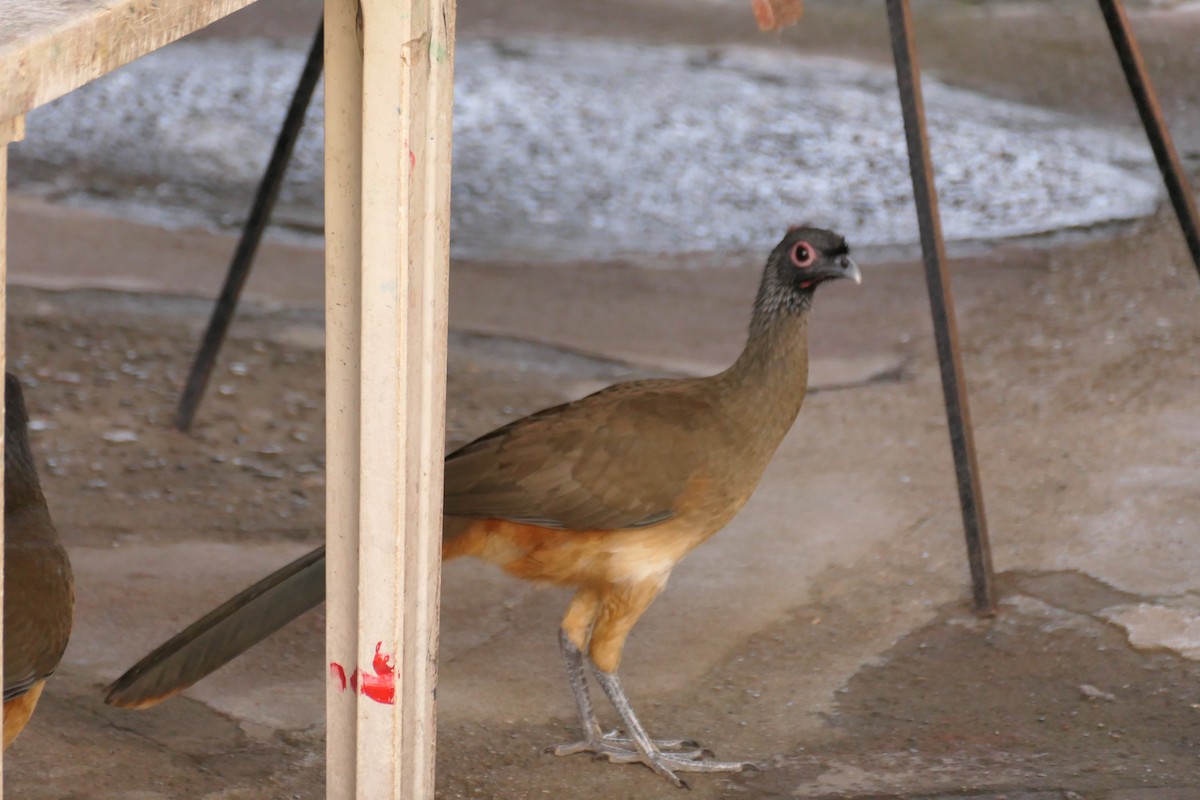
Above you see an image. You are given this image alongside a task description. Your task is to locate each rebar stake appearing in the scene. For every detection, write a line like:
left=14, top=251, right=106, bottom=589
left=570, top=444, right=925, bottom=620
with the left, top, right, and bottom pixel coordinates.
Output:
left=175, top=22, right=325, bottom=432
left=886, top=0, right=997, bottom=614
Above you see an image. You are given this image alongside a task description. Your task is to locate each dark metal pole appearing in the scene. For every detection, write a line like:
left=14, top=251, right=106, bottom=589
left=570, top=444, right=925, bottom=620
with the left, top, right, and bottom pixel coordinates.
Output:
left=885, top=0, right=997, bottom=614
left=1097, top=0, right=1200, bottom=278
left=174, top=22, right=325, bottom=431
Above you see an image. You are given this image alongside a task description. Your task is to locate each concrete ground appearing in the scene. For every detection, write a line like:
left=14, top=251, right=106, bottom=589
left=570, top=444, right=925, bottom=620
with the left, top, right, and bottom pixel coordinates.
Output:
left=5, top=1, right=1200, bottom=798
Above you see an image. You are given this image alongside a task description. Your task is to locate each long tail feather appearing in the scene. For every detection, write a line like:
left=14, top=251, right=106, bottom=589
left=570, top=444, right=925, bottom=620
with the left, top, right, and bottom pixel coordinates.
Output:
left=105, top=545, right=326, bottom=709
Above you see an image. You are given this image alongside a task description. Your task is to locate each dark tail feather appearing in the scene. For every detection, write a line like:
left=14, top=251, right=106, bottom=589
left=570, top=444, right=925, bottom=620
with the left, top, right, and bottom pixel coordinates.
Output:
left=105, top=545, right=327, bottom=709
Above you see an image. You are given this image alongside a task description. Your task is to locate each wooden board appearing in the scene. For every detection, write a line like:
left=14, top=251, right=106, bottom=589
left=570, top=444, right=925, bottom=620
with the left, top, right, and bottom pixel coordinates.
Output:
left=0, top=0, right=257, bottom=121
left=323, top=0, right=363, bottom=797
left=0, top=138, right=8, bottom=798
left=324, top=0, right=456, bottom=796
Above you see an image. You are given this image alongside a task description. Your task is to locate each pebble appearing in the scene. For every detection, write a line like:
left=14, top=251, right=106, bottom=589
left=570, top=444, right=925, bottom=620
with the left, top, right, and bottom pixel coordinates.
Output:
left=1079, top=684, right=1117, bottom=703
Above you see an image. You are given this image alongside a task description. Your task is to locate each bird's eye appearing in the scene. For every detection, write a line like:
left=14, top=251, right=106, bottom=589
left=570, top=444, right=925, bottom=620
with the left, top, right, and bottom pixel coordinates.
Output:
left=790, top=241, right=815, bottom=269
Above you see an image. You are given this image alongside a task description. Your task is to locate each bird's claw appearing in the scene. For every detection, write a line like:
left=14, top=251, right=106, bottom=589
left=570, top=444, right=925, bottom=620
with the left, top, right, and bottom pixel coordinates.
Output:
left=547, top=734, right=750, bottom=786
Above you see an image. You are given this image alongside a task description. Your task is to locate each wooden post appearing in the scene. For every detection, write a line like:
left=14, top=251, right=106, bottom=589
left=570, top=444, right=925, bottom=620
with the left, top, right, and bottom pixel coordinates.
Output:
left=324, top=0, right=455, bottom=796
left=0, top=113, right=21, bottom=798
left=323, top=1, right=363, bottom=797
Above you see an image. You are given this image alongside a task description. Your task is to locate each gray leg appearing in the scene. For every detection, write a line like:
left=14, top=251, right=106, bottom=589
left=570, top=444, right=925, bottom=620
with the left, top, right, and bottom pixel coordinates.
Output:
left=550, top=630, right=603, bottom=748
left=548, top=631, right=702, bottom=764
left=592, top=667, right=754, bottom=788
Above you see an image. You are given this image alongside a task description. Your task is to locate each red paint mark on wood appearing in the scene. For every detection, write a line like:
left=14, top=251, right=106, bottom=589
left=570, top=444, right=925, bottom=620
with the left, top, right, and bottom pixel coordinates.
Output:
left=328, top=643, right=397, bottom=704
left=357, top=642, right=396, bottom=705
left=405, top=139, right=416, bottom=170
left=330, top=662, right=348, bottom=691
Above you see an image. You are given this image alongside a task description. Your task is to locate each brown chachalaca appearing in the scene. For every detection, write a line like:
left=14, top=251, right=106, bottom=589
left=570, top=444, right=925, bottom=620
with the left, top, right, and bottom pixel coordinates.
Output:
left=4, top=372, right=74, bottom=750
left=105, top=227, right=861, bottom=785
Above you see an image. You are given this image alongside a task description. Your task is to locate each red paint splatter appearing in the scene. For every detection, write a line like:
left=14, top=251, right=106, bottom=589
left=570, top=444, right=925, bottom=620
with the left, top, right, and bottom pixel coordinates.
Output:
left=357, top=642, right=396, bottom=705
left=405, top=139, right=416, bottom=170
left=329, top=643, right=396, bottom=705
left=330, top=662, right=348, bottom=691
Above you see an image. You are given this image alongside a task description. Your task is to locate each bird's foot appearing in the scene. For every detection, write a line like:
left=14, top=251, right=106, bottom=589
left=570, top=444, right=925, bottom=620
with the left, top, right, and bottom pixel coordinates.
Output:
left=547, top=728, right=700, bottom=758
left=546, top=730, right=754, bottom=787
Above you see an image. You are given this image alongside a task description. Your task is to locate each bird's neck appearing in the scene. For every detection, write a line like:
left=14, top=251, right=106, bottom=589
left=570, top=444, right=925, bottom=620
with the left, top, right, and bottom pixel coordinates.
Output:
left=718, top=303, right=811, bottom=442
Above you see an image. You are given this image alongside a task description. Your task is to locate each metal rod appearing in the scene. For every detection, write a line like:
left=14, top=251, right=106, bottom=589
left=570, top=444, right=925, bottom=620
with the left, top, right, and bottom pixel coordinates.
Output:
left=1098, top=0, right=1200, bottom=278
left=174, top=22, right=325, bottom=431
left=885, top=0, right=997, bottom=614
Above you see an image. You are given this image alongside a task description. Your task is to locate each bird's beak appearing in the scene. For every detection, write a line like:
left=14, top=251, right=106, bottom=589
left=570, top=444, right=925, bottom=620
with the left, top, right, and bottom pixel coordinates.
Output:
left=838, top=255, right=863, bottom=285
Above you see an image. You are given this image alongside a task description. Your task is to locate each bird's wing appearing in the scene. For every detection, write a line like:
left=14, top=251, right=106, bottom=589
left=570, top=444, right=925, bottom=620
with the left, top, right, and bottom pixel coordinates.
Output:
left=3, top=509, right=73, bottom=704
left=443, top=378, right=717, bottom=530
left=104, top=546, right=326, bottom=709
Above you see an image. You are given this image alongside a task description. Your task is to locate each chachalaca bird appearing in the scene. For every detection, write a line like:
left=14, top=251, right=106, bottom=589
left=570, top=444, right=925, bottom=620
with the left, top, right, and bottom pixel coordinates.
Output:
left=105, top=226, right=861, bottom=786
left=4, top=372, right=74, bottom=750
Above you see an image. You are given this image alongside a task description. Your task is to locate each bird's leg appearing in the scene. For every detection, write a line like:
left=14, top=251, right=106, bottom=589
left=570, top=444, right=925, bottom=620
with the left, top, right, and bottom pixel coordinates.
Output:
left=592, top=668, right=754, bottom=787
left=549, top=632, right=703, bottom=760
left=548, top=629, right=604, bottom=754
left=549, top=588, right=698, bottom=761
left=554, top=581, right=751, bottom=786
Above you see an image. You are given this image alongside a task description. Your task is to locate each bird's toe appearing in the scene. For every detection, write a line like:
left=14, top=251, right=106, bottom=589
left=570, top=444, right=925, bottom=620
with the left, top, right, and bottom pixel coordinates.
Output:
left=656, top=752, right=754, bottom=774
left=547, top=738, right=640, bottom=762
left=599, top=729, right=701, bottom=752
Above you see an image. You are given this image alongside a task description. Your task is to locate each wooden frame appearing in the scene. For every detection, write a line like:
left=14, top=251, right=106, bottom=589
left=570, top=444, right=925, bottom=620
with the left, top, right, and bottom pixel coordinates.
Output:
left=1, top=1, right=457, bottom=796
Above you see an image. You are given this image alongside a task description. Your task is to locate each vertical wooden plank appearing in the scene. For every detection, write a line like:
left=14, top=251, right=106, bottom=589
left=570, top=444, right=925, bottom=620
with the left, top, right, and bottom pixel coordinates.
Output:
left=355, top=0, right=403, bottom=777
left=356, top=0, right=455, bottom=796
left=400, top=2, right=454, bottom=792
left=0, top=132, right=9, bottom=800
left=323, top=1, right=363, bottom=798
left=0, top=115, right=20, bottom=796
left=0, top=114, right=21, bottom=799
left=355, top=0, right=403, bottom=790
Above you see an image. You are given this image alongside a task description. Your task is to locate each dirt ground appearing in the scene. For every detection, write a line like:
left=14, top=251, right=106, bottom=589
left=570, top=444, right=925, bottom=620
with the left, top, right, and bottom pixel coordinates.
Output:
left=5, top=1, right=1200, bottom=799
left=8, top=207, right=1200, bottom=799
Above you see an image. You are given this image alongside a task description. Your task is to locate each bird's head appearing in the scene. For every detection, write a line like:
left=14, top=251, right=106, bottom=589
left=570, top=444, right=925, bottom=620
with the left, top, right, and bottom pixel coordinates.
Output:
left=771, top=225, right=862, bottom=294
left=754, top=225, right=862, bottom=319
